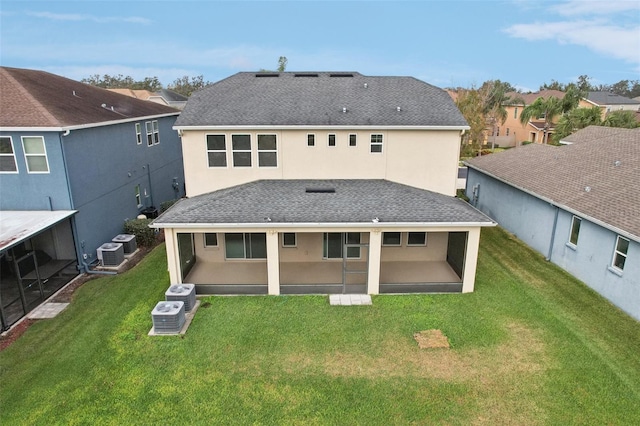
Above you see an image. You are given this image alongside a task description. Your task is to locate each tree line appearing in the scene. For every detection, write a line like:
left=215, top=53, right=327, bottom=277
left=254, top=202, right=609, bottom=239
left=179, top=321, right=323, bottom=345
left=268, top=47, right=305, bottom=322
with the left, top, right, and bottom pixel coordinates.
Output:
left=81, top=74, right=213, bottom=97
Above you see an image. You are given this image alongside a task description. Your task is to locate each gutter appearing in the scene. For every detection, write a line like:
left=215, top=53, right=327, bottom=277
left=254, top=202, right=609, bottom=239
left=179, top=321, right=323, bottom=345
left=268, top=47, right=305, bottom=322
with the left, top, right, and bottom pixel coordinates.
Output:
left=1, top=112, right=180, bottom=133
left=464, top=163, right=640, bottom=243
left=150, top=221, right=497, bottom=230
left=173, top=125, right=471, bottom=131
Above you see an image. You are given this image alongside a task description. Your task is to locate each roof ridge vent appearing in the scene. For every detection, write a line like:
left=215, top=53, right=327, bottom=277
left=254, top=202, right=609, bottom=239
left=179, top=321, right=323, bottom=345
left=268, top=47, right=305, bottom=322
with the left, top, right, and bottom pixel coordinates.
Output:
left=305, top=187, right=336, bottom=193
left=255, top=73, right=279, bottom=77
left=330, top=73, right=354, bottom=77
left=294, top=73, right=319, bottom=77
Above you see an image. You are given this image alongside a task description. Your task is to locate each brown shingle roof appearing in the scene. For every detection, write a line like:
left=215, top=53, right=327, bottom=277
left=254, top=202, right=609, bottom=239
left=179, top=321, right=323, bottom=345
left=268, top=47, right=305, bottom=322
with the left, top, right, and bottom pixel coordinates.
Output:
left=466, top=126, right=640, bottom=240
left=0, top=67, right=178, bottom=128
left=505, top=89, right=565, bottom=105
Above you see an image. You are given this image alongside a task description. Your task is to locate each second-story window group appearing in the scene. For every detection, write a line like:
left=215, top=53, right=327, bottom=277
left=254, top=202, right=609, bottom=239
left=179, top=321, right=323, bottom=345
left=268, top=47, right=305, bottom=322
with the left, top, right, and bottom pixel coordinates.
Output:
left=207, top=134, right=278, bottom=168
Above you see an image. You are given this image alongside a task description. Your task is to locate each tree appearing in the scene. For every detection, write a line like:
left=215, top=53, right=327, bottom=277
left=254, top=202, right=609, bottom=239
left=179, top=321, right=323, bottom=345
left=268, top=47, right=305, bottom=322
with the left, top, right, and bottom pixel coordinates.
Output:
left=168, top=75, right=212, bottom=97
left=603, top=110, right=640, bottom=128
left=519, top=96, right=563, bottom=144
left=480, top=80, right=523, bottom=149
left=455, top=88, right=486, bottom=156
left=552, top=106, right=603, bottom=143
left=277, top=56, right=288, bottom=72
left=81, top=74, right=162, bottom=91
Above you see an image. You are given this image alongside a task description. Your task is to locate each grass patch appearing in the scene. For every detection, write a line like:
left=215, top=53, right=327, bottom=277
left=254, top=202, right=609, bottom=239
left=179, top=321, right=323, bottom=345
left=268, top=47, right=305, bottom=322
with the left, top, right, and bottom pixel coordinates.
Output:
left=1, top=228, right=639, bottom=424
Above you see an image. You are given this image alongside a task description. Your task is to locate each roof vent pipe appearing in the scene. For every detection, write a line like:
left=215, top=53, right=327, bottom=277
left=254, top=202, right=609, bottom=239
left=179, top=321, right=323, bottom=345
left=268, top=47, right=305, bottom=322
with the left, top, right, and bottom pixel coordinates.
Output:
left=397, top=106, right=401, bottom=112
left=364, top=83, right=368, bottom=88
left=342, top=107, right=347, bottom=113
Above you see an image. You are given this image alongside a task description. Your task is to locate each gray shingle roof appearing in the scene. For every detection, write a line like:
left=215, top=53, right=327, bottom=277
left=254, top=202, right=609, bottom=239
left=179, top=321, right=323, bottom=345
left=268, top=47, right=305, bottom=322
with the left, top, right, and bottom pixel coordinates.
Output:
left=465, top=126, right=640, bottom=240
left=1, top=66, right=179, bottom=128
left=587, top=91, right=640, bottom=106
left=175, top=72, right=468, bottom=128
left=153, top=179, right=493, bottom=226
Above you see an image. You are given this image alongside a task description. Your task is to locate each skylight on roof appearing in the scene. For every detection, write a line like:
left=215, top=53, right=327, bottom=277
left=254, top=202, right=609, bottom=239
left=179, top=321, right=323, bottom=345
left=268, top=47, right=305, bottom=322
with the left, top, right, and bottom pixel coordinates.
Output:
left=329, top=73, right=354, bottom=77
left=255, top=73, right=279, bottom=77
left=294, top=73, right=319, bottom=77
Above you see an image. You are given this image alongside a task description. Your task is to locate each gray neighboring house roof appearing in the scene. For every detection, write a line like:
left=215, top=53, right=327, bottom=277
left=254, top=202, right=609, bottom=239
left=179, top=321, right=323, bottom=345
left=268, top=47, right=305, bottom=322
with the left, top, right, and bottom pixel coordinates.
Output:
left=587, top=91, right=640, bottom=106
left=465, top=126, right=640, bottom=240
left=174, top=72, right=468, bottom=128
left=152, top=179, right=494, bottom=227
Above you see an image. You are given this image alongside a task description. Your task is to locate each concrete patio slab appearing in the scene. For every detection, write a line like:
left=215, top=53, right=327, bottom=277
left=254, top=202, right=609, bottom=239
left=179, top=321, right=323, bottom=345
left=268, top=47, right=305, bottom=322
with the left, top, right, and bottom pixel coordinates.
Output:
left=329, top=294, right=372, bottom=306
left=28, top=303, right=70, bottom=319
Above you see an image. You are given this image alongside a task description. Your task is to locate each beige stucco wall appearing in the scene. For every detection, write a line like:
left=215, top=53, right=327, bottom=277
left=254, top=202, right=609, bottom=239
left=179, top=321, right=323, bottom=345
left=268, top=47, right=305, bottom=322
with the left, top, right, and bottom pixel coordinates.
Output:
left=180, top=128, right=461, bottom=197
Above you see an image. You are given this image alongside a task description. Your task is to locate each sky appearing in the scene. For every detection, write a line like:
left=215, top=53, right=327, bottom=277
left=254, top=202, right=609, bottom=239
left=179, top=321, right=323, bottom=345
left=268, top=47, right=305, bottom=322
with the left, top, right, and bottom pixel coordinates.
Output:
left=1, top=0, right=639, bottom=93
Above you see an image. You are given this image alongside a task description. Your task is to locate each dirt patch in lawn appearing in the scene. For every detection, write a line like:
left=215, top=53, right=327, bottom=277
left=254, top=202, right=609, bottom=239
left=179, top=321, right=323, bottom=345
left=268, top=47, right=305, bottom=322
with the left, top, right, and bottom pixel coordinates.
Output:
left=414, top=329, right=450, bottom=349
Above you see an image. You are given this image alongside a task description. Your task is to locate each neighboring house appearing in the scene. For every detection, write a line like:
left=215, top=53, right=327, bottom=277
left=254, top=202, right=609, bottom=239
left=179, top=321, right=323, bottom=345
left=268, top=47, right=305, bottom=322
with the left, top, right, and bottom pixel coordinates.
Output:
left=152, top=72, right=495, bottom=296
left=464, top=126, right=640, bottom=321
left=0, top=66, right=185, bottom=330
left=108, top=88, right=188, bottom=110
left=584, top=91, right=640, bottom=116
left=495, top=90, right=593, bottom=147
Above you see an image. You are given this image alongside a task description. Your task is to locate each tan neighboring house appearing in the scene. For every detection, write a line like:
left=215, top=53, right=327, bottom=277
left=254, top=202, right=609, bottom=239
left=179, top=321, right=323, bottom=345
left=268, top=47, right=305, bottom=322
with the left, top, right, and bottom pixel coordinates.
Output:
left=151, top=72, right=495, bottom=296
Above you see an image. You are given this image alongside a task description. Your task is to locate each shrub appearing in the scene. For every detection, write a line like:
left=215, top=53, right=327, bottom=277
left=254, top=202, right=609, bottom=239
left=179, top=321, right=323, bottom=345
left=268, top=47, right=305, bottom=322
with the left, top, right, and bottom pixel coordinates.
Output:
left=123, top=218, right=156, bottom=247
left=160, top=199, right=179, bottom=213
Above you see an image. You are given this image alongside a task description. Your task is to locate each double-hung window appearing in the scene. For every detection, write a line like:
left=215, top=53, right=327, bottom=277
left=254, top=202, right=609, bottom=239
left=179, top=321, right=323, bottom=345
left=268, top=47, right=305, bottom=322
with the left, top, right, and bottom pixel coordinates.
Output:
left=307, top=134, right=315, bottom=146
left=232, top=134, right=252, bottom=167
left=323, top=233, right=360, bottom=259
left=135, top=123, right=142, bottom=145
left=349, top=134, right=357, bottom=147
left=257, top=134, right=277, bottom=167
left=146, top=122, right=153, bottom=146
left=328, top=134, right=336, bottom=147
left=152, top=120, right=160, bottom=144
left=22, top=136, right=49, bottom=173
left=370, top=134, right=383, bottom=153
left=0, top=136, right=18, bottom=173
left=569, top=216, right=581, bottom=246
left=612, top=236, right=629, bottom=272
left=206, top=135, right=227, bottom=167
left=225, top=233, right=266, bottom=259
left=204, top=233, right=218, bottom=247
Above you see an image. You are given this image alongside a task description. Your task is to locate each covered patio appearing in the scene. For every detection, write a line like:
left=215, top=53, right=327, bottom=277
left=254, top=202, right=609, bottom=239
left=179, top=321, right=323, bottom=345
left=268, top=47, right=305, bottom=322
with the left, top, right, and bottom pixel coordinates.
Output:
left=152, top=180, right=495, bottom=296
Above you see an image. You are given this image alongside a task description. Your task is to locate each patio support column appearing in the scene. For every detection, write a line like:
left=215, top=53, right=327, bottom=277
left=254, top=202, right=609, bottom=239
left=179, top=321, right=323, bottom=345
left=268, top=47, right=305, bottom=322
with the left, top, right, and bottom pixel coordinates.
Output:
left=462, top=228, right=481, bottom=293
left=367, top=230, right=382, bottom=295
left=266, top=230, right=280, bottom=295
left=164, top=229, right=181, bottom=284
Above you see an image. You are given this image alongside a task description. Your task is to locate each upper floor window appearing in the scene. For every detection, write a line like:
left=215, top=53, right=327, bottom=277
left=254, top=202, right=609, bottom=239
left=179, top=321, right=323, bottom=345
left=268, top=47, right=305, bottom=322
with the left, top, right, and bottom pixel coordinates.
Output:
left=514, top=107, right=518, bottom=119
left=349, top=134, right=357, bottom=147
left=257, top=134, right=277, bottom=167
left=232, top=134, right=252, bottom=167
left=135, top=123, right=142, bottom=145
left=370, top=134, right=383, bottom=153
left=328, top=134, right=336, bottom=147
left=569, top=216, right=581, bottom=246
left=0, top=136, right=18, bottom=173
left=145, top=122, right=153, bottom=146
left=207, top=134, right=227, bottom=167
left=307, top=134, right=315, bottom=147
left=612, top=236, right=629, bottom=271
left=21, top=136, right=49, bottom=173
left=152, top=120, right=160, bottom=145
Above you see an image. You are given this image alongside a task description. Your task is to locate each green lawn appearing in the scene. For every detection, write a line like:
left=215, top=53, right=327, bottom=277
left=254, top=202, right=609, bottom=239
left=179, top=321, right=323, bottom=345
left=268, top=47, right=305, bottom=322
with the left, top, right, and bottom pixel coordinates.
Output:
left=1, top=227, right=639, bottom=425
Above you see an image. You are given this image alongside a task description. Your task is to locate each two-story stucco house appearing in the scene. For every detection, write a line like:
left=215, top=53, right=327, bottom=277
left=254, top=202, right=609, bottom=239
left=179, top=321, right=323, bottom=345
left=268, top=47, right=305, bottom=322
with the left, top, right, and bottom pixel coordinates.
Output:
left=152, top=72, right=494, bottom=296
left=465, top=126, right=640, bottom=321
left=0, top=66, right=185, bottom=330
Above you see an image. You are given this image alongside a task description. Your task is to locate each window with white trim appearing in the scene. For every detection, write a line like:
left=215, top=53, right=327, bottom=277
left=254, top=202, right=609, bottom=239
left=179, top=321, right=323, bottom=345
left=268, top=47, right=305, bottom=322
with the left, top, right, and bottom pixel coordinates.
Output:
left=370, top=134, right=383, bottom=153
left=232, top=134, right=252, bottom=167
left=225, top=233, right=266, bottom=259
left=407, top=232, right=427, bottom=246
left=258, top=134, right=277, bottom=167
left=206, top=134, right=227, bottom=167
left=612, top=236, right=629, bottom=271
left=349, top=134, right=357, bottom=147
left=323, top=233, right=360, bottom=259
left=569, top=216, right=581, bottom=246
left=0, top=136, right=18, bottom=173
left=146, top=121, right=153, bottom=146
left=135, top=184, right=142, bottom=207
left=382, top=232, right=401, bottom=246
left=152, top=120, right=160, bottom=144
left=204, top=233, right=218, bottom=247
left=328, top=134, right=336, bottom=147
left=135, top=123, right=142, bottom=145
left=282, top=233, right=296, bottom=247
left=307, top=134, right=315, bottom=146
left=21, top=136, right=49, bottom=173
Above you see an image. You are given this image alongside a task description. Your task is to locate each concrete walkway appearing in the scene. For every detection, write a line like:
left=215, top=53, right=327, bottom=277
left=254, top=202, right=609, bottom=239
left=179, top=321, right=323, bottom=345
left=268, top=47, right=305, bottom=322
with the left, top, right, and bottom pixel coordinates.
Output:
left=28, top=303, right=70, bottom=319
left=329, top=294, right=372, bottom=306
